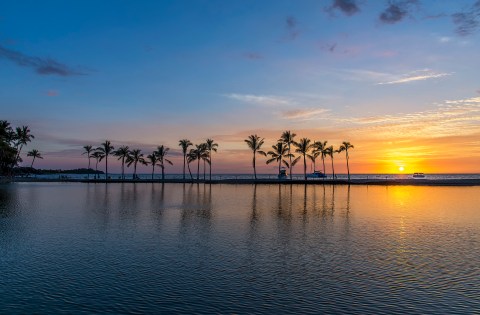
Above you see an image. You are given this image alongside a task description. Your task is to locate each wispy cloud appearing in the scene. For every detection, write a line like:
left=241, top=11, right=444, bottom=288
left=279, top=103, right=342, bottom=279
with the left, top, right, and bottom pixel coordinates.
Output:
left=225, top=93, right=293, bottom=106
left=0, top=44, right=86, bottom=76
left=281, top=108, right=329, bottom=120
left=452, top=0, right=480, bottom=36
left=243, top=52, right=263, bottom=60
left=283, top=15, right=300, bottom=41
left=379, top=0, right=419, bottom=24
left=46, top=90, right=59, bottom=97
left=327, top=0, right=361, bottom=16
left=377, top=69, right=451, bottom=85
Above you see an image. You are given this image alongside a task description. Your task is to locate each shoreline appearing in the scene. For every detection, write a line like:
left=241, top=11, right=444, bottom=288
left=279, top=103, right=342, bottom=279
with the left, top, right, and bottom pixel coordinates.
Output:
left=8, top=177, right=480, bottom=186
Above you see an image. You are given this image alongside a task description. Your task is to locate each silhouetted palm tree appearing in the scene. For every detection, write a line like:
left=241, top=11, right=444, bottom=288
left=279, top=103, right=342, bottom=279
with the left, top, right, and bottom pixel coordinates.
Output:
left=266, top=142, right=290, bottom=174
left=205, top=139, right=218, bottom=180
left=97, top=140, right=114, bottom=181
left=82, top=145, right=94, bottom=180
left=179, top=139, right=193, bottom=180
left=280, top=130, right=296, bottom=179
left=146, top=153, right=159, bottom=180
left=91, top=150, right=105, bottom=179
left=126, top=149, right=146, bottom=180
left=27, top=149, right=43, bottom=169
left=312, top=140, right=328, bottom=178
left=156, top=145, right=173, bottom=181
left=188, top=144, right=208, bottom=180
left=114, top=145, right=130, bottom=180
left=244, top=134, right=266, bottom=180
left=338, top=141, right=354, bottom=181
left=15, top=126, right=34, bottom=162
left=325, top=146, right=337, bottom=179
left=294, top=138, right=313, bottom=180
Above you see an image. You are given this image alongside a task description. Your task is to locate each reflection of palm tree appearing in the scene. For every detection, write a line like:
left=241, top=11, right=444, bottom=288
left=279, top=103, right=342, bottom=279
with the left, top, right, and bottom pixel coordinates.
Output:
left=82, top=145, right=94, bottom=180
left=146, top=153, right=159, bottom=180
left=156, top=145, right=173, bottom=181
left=178, top=139, right=193, bottom=180
left=244, top=134, right=266, bottom=180
left=97, top=140, right=114, bottom=181
left=294, top=138, right=313, bottom=180
left=338, top=141, right=354, bottom=181
left=205, top=139, right=218, bottom=180
left=91, top=151, right=105, bottom=179
left=27, top=149, right=43, bottom=169
left=266, top=142, right=290, bottom=174
left=126, top=149, right=146, bottom=180
left=280, top=130, right=296, bottom=179
left=114, top=145, right=130, bottom=180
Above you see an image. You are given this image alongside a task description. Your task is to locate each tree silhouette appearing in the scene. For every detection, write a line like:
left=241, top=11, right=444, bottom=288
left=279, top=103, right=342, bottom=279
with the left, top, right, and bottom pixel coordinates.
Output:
left=338, top=141, right=354, bottom=181
left=114, top=145, right=130, bottom=180
left=266, top=142, right=291, bottom=174
left=146, top=153, right=159, bottom=180
left=205, top=139, right=218, bottom=180
left=97, top=140, right=114, bottom=181
left=156, top=145, right=173, bottom=181
left=179, top=139, right=193, bottom=180
left=27, top=149, right=43, bottom=169
left=126, top=149, right=146, bottom=180
left=280, top=130, right=296, bottom=179
left=188, top=144, right=208, bottom=181
left=82, top=145, right=94, bottom=180
left=15, top=126, right=34, bottom=163
left=91, top=150, right=105, bottom=180
left=244, top=134, right=266, bottom=180
left=325, top=145, right=337, bottom=180
left=294, top=138, right=313, bottom=180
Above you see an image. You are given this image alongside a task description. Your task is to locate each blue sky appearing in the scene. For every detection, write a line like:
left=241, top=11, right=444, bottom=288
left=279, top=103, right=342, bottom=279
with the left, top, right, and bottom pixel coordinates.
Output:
left=2, top=0, right=480, bottom=173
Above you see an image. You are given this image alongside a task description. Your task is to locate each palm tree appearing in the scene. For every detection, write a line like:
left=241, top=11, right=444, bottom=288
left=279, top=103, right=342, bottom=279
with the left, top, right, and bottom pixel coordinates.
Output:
left=320, top=141, right=329, bottom=179
left=244, top=134, right=266, bottom=180
left=179, top=139, right=193, bottom=180
left=312, top=141, right=328, bottom=176
left=27, top=149, right=43, bottom=169
left=325, top=146, right=337, bottom=180
left=156, top=145, right=173, bottom=181
left=294, top=138, right=313, bottom=180
left=91, top=151, right=105, bottom=179
left=15, top=126, right=34, bottom=162
left=266, top=142, right=290, bottom=174
left=97, top=140, right=114, bottom=181
left=280, top=130, right=296, bottom=179
left=146, top=153, right=159, bottom=180
left=82, top=145, right=94, bottom=180
left=338, top=141, right=354, bottom=181
left=188, top=144, right=208, bottom=180
left=126, top=149, right=146, bottom=180
left=205, top=139, right=218, bottom=180
left=114, top=145, right=130, bottom=180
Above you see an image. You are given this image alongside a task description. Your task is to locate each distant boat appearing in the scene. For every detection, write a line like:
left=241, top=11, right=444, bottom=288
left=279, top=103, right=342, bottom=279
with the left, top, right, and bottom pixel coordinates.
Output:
left=278, top=167, right=288, bottom=180
left=412, top=173, right=426, bottom=179
left=306, top=170, right=327, bottom=179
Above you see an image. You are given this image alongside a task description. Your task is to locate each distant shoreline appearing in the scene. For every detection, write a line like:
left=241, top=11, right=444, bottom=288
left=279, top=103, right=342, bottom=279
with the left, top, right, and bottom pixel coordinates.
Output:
left=8, top=177, right=480, bottom=186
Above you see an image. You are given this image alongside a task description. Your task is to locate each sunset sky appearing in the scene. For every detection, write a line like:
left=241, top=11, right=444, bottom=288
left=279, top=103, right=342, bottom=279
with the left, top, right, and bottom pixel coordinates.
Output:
left=2, top=0, right=479, bottom=174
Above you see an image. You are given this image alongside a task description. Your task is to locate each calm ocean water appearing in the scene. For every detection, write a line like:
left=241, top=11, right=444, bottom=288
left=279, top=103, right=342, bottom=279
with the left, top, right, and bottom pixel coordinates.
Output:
left=1, top=183, right=479, bottom=314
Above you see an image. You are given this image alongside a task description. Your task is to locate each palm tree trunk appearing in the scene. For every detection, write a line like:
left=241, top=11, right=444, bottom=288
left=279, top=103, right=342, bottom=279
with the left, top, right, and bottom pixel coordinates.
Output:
left=162, top=165, right=165, bottom=181
left=30, top=156, right=35, bottom=168
left=105, top=157, right=108, bottom=182
left=288, top=144, right=292, bottom=180
left=209, top=152, right=212, bottom=181
left=87, top=156, right=91, bottom=180
left=278, top=158, right=281, bottom=174
left=197, top=158, right=200, bottom=180
left=121, top=157, right=125, bottom=180
left=187, top=160, right=193, bottom=180
left=203, top=159, right=206, bottom=180
left=152, top=164, right=155, bottom=180
left=331, top=157, right=335, bottom=180
left=303, top=155, right=307, bottom=180
left=346, top=150, right=350, bottom=181
left=183, top=155, right=186, bottom=180
left=253, top=152, right=257, bottom=180
left=322, top=156, right=326, bottom=180
left=95, top=160, right=99, bottom=179
left=133, top=162, right=137, bottom=180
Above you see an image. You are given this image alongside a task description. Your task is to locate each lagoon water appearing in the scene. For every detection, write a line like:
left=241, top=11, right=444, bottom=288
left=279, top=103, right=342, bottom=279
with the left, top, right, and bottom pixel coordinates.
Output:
left=1, top=183, right=479, bottom=314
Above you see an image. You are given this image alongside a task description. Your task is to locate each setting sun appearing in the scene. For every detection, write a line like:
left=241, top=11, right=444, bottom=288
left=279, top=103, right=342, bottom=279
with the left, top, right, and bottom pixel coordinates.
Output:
left=399, top=166, right=405, bottom=172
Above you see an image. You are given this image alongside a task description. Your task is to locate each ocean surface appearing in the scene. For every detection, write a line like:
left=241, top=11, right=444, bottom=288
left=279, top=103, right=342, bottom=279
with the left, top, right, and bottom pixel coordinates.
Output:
left=29, top=172, right=480, bottom=181
left=1, top=182, right=479, bottom=314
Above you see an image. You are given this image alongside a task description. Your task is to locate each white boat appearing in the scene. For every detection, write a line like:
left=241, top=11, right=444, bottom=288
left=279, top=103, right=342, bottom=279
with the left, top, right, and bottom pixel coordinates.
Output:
left=412, top=173, right=426, bottom=179
left=306, top=170, right=327, bottom=179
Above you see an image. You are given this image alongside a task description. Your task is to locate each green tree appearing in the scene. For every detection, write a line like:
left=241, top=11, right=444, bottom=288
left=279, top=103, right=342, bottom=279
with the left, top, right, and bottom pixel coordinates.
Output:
left=280, top=130, right=296, bottom=179
left=338, top=141, right=354, bottom=181
left=178, top=139, right=193, bottom=180
left=114, top=145, right=130, bottom=180
left=97, top=140, right=114, bottom=181
left=155, top=145, right=173, bottom=181
left=82, top=145, right=94, bottom=180
left=126, top=149, right=146, bottom=180
left=294, top=138, right=313, bottom=180
left=27, top=149, right=43, bottom=169
left=205, top=139, right=218, bottom=180
left=266, top=142, right=291, bottom=174
left=244, top=134, right=266, bottom=180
